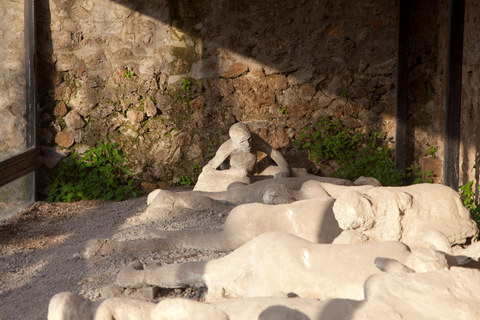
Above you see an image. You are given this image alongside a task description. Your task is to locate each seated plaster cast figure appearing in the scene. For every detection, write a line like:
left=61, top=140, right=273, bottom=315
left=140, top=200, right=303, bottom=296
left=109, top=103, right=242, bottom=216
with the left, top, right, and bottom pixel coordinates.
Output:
left=49, top=264, right=480, bottom=320
left=193, top=122, right=290, bottom=192
left=332, top=183, right=479, bottom=251
left=80, top=180, right=377, bottom=258
left=115, top=232, right=452, bottom=302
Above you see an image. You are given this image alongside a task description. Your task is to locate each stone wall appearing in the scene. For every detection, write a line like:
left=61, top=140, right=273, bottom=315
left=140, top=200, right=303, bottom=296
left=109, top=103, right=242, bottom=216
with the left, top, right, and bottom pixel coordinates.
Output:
left=35, top=0, right=400, bottom=192
left=0, top=0, right=26, bottom=161
left=34, top=0, right=480, bottom=194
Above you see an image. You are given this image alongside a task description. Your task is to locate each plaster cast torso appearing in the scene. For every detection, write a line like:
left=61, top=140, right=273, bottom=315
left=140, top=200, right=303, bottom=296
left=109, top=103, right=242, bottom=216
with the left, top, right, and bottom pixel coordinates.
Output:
left=229, top=149, right=257, bottom=175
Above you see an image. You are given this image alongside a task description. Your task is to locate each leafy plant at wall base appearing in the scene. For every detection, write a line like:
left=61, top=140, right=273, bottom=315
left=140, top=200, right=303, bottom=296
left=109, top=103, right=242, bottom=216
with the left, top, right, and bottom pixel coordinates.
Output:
left=459, top=181, right=480, bottom=230
left=179, top=175, right=192, bottom=186
left=46, top=138, right=138, bottom=202
left=406, top=165, right=434, bottom=184
left=295, top=116, right=433, bottom=186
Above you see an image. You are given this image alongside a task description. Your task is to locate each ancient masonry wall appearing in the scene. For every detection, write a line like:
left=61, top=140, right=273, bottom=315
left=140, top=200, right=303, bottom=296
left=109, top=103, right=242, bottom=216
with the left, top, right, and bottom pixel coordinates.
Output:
left=33, top=0, right=479, bottom=192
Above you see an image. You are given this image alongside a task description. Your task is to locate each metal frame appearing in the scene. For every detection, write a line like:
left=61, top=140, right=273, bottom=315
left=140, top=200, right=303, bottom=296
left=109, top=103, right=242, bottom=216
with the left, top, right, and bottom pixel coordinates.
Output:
left=395, top=0, right=409, bottom=176
left=0, top=0, right=36, bottom=198
left=443, top=0, right=465, bottom=190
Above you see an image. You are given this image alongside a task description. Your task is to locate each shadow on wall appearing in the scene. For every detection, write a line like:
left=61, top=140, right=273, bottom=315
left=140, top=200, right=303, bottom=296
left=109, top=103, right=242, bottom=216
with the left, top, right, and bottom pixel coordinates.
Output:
left=35, top=0, right=476, bottom=189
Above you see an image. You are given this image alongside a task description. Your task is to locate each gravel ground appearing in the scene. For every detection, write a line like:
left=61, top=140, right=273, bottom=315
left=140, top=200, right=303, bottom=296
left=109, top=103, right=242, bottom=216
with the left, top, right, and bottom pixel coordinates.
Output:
left=0, top=190, right=230, bottom=320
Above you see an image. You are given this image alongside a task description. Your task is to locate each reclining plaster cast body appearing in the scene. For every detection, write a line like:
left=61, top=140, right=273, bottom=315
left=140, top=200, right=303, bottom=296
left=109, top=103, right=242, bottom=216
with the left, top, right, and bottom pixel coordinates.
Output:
left=82, top=181, right=479, bottom=258
left=141, top=175, right=371, bottom=223
left=49, top=266, right=480, bottom=320
left=115, top=232, right=451, bottom=302
left=194, top=122, right=290, bottom=192
left=80, top=180, right=377, bottom=258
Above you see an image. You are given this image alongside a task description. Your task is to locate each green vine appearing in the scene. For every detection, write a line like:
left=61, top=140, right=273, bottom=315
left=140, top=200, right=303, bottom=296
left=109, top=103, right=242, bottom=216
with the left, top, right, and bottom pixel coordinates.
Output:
left=295, top=116, right=433, bottom=186
left=459, top=181, right=480, bottom=230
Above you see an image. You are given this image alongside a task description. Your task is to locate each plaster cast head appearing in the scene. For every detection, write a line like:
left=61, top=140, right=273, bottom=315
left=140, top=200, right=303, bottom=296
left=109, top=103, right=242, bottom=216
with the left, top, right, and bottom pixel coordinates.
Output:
left=229, top=123, right=252, bottom=152
left=262, top=184, right=296, bottom=204
left=333, top=190, right=375, bottom=231
left=48, top=292, right=92, bottom=320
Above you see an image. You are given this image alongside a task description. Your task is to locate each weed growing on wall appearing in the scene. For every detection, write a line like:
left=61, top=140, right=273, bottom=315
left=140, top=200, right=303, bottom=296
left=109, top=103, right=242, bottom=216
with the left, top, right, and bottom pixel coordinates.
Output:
left=459, top=181, right=480, bottom=230
left=46, top=138, right=138, bottom=202
left=179, top=175, right=192, bottom=186
left=296, top=116, right=432, bottom=186
left=124, top=68, right=135, bottom=79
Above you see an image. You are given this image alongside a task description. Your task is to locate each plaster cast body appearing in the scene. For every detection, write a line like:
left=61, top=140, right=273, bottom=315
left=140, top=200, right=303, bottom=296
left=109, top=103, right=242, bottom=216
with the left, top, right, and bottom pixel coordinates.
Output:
left=141, top=176, right=370, bottom=223
left=333, top=183, right=479, bottom=249
left=80, top=180, right=377, bottom=258
left=194, top=122, right=290, bottom=192
left=49, top=266, right=480, bottom=320
left=115, top=232, right=449, bottom=301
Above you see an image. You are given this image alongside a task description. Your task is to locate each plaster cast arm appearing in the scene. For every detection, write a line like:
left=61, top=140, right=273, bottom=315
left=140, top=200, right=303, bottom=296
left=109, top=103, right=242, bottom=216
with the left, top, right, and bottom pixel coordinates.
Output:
left=252, top=133, right=290, bottom=178
left=204, top=140, right=234, bottom=170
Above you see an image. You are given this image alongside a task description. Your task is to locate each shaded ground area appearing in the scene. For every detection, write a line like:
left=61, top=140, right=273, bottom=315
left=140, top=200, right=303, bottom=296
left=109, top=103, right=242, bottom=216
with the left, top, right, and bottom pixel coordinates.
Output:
left=0, top=192, right=229, bottom=320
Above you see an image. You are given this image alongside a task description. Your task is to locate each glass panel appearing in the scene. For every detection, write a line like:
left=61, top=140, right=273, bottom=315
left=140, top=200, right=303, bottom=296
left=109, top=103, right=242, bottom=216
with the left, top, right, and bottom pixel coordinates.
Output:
left=0, top=171, right=34, bottom=220
left=0, top=0, right=35, bottom=220
left=0, top=0, right=27, bottom=161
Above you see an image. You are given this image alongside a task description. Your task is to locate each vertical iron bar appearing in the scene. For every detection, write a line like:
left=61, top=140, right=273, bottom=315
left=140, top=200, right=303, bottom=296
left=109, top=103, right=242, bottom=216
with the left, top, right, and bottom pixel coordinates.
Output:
left=395, top=0, right=410, bottom=180
left=444, top=0, right=465, bottom=191
left=25, top=0, right=36, bottom=201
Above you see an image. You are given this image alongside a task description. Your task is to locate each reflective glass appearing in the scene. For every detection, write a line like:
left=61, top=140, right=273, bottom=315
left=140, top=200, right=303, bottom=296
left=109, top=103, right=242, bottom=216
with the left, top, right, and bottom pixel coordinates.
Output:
left=0, top=0, right=35, bottom=220
left=0, top=0, right=28, bottom=161
left=0, top=171, right=34, bottom=220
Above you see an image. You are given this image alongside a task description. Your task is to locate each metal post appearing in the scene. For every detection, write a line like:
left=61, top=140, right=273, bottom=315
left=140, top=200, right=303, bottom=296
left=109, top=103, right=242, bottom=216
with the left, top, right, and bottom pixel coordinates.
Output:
left=395, top=0, right=410, bottom=179
left=444, top=0, right=465, bottom=190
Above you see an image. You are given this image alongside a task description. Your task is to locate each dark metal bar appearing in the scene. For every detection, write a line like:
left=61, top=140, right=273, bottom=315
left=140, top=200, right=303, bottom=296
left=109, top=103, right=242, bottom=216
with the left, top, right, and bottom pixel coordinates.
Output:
left=443, top=0, right=465, bottom=190
left=0, top=149, right=37, bottom=187
left=395, top=0, right=410, bottom=179
left=25, top=0, right=36, bottom=150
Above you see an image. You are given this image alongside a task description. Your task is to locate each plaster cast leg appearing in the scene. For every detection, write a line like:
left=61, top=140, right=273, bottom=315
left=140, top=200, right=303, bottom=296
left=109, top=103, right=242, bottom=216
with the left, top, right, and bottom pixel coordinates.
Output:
left=116, top=260, right=208, bottom=289
left=145, top=228, right=222, bottom=239
left=79, top=238, right=179, bottom=259
left=47, top=292, right=155, bottom=320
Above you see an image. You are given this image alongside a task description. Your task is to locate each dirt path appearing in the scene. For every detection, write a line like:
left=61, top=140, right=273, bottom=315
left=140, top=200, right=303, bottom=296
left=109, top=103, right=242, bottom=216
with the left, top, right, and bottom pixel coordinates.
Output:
left=0, top=193, right=228, bottom=320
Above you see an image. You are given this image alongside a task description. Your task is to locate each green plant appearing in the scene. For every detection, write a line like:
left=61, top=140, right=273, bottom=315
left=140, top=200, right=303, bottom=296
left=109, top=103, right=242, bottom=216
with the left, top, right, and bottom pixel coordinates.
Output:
left=295, top=116, right=433, bottom=186
left=280, top=106, right=287, bottom=114
left=179, top=175, right=192, bottom=186
left=427, top=146, right=438, bottom=158
left=182, top=78, right=191, bottom=92
left=46, top=138, right=138, bottom=202
left=124, top=68, right=135, bottom=79
left=459, top=181, right=480, bottom=230
left=340, top=90, right=350, bottom=100
left=193, top=162, right=202, bottom=173
left=406, top=165, right=434, bottom=184
left=207, top=141, right=218, bottom=159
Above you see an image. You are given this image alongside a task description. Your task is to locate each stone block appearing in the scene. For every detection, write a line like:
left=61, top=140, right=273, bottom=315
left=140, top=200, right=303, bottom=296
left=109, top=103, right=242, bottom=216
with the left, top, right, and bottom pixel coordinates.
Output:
left=64, top=111, right=86, bottom=130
